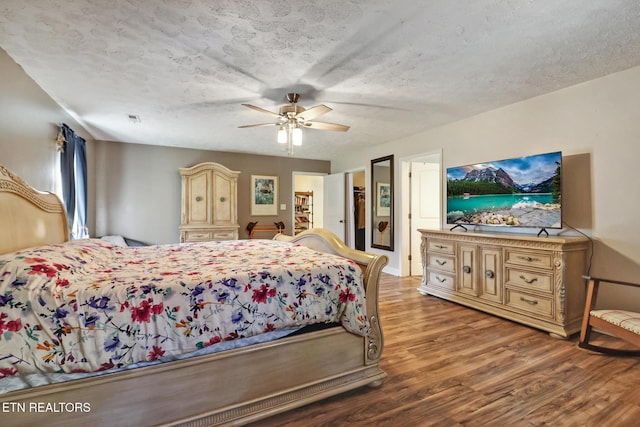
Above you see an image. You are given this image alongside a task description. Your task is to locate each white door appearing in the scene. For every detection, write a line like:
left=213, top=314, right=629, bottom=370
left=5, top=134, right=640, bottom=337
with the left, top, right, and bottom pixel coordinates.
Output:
left=410, top=160, right=440, bottom=275
left=323, top=172, right=346, bottom=241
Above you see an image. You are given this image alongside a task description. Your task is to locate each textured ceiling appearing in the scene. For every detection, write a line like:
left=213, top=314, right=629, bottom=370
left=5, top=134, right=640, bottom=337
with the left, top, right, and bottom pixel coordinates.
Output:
left=2, top=1, right=640, bottom=160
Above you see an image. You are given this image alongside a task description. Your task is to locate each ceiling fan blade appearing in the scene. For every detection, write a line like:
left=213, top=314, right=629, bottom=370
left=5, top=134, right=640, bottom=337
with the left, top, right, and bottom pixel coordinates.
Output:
left=241, top=104, right=282, bottom=118
left=238, top=123, right=280, bottom=128
left=295, top=104, right=332, bottom=121
left=303, top=121, right=350, bottom=132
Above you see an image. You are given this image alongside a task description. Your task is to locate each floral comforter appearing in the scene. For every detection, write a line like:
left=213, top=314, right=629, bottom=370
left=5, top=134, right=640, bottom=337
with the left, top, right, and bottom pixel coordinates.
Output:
left=0, top=239, right=367, bottom=378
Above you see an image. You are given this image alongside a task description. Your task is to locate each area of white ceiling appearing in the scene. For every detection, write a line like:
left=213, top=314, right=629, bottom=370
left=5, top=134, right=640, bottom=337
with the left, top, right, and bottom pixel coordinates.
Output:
left=2, top=1, right=640, bottom=160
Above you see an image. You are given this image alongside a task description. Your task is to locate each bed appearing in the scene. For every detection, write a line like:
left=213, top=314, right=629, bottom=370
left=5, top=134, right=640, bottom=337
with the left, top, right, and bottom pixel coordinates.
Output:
left=0, top=165, right=388, bottom=426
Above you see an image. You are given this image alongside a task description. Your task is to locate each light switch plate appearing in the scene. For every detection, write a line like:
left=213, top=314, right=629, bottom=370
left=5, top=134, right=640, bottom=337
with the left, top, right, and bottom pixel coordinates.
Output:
left=280, top=204, right=286, bottom=210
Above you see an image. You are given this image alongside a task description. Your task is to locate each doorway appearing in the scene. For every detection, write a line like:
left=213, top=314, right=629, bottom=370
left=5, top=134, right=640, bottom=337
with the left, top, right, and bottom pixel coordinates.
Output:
left=401, top=151, right=442, bottom=276
left=292, top=172, right=325, bottom=234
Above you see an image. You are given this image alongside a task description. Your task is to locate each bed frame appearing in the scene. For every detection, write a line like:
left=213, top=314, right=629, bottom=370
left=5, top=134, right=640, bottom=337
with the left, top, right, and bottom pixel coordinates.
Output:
left=0, top=165, right=388, bottom=426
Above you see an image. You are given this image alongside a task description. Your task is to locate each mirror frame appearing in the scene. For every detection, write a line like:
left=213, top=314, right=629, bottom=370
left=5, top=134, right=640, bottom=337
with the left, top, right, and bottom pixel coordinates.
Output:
left=370, top=154, right=394, bottom=251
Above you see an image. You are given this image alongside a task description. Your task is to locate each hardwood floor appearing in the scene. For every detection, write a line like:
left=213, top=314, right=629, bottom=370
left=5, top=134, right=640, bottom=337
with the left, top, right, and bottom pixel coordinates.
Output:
left=253, top=274, right=640, bottom=427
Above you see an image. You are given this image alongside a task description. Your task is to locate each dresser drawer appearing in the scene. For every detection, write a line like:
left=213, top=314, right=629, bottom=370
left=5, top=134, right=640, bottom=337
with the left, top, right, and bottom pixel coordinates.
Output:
left=505, top=249, right=553, bottom=270
left=427, top=253, right=455, bottom=273
left=427, top=239, right=455, bottom=255
left=427, top=270, right=455, bottom=291
left=505, top=268, right=553, bottom=293
left=184, top=231, right=213, bottom=242
left=505, top=289, right=553, bottom=318
left=212, top=231, right=236, bottom=240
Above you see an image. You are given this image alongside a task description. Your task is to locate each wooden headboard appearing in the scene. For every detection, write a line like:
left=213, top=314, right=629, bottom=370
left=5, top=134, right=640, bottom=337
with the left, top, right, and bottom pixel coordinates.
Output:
left=0, top=165, right=69, bottom=255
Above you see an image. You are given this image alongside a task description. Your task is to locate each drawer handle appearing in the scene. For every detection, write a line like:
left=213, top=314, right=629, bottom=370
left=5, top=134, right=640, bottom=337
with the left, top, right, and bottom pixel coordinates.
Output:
left=220, top=197, right=226, bottom=202
left=436, top=259, right=448, bottom=266
left=435, top=244, right=447, bottom=249
left=519, top=275, right=538, bottom=284
left=485, top=270, right=495, bottom=279
left=195, top=196, right=203, bottom=202
left=520, top=296, right=538, bottom=305
left=436, top=276, right=447, bottom=283
left=517, top=255, right=540, bottom=263
left=463, top=265, right=471, bottom=274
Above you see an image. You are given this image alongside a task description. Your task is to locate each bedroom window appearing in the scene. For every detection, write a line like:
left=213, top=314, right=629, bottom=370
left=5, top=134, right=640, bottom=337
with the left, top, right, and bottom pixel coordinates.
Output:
left=57, top=124, right=88, bottom=239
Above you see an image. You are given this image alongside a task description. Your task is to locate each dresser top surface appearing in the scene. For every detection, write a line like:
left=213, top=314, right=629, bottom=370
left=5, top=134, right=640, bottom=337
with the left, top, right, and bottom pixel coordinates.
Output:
left=418, top=228, right=590, bottom=246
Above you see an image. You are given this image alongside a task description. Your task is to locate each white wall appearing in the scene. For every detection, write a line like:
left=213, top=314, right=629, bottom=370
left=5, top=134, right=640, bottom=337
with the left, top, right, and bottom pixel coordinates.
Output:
left=331, top=65, right=640, bottom=309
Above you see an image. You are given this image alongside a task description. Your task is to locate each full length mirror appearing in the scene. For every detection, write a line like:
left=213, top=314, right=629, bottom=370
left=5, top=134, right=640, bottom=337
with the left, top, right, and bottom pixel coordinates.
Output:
left=371, top=155, right=394, bottom=251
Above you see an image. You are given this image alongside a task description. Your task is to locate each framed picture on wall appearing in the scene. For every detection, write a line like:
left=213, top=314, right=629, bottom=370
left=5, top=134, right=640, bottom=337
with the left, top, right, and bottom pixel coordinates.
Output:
left=376, top=182, right=391, bottom=217
left=251, top=175, right=278, bottom=216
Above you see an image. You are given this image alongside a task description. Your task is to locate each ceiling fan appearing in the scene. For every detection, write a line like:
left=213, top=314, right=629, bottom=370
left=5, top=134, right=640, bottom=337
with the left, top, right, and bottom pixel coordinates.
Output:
left=239, top=92, right=350, bottom=132
left=238, top=93, right=349, bottom=154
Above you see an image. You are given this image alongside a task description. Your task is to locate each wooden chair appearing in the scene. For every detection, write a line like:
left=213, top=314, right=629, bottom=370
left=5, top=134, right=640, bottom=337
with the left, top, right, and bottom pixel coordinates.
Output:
left=578, top=276, right=640, bottom=356
left=246, top=221, right=285, bottom=239
left=377, top=221, right=389, bottom=246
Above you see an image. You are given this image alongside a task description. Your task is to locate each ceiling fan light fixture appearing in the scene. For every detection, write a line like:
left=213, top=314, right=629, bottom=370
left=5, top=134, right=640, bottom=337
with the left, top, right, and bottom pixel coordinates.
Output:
left=292, top=127, right=302, bottom=146
left=277, top=127, right=287, bottom=144
left=240, top=92, right=348, bottom=156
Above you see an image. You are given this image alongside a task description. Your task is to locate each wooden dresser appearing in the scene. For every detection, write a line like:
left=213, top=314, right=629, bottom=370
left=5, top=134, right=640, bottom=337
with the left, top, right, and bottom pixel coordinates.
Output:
left=418, top=229, right=590, bottom=337
left=179, top=162, right=240, bottom=243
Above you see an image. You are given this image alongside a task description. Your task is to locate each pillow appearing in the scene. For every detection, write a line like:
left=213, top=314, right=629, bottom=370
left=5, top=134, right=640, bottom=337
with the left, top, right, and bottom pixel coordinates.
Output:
left=100, top=235, right=129, bottom=247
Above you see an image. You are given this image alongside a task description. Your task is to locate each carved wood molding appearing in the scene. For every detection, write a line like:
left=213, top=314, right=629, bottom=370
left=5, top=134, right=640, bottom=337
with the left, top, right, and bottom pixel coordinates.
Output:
left=179, top=161, right=240, bottom=178
left=554, top=251, right=567, bottom=322
left=0, top=165, right=64, bottom=213
left=366, top=315, right=383, bottom=363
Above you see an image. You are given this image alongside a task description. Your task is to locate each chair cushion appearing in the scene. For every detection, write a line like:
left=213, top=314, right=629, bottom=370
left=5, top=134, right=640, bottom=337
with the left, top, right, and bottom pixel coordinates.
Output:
left=591, top=310, right=640, bottom=334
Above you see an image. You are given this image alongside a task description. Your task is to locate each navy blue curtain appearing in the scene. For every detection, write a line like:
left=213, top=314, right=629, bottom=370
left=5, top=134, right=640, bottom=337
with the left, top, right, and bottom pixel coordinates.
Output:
left=60, top=125, right=76, bottom=236
left=59, top=124, right=88, bottom=239
left=74, top=135, right=88, bottom=238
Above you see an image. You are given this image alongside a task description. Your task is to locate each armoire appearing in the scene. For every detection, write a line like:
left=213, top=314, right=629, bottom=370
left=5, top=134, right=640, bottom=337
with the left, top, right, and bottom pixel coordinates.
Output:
left=179, top=162, right=240, bottom=243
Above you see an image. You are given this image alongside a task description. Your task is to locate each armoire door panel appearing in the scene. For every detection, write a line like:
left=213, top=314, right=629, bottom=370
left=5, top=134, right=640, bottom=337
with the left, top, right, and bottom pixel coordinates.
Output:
left=212, top=172, right=233, bottom=224
left=188, top=172, right=211, bottom=224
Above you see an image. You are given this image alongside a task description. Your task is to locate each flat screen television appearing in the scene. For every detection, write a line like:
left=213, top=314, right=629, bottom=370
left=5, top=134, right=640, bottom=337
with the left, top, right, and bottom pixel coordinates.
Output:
left=446, top=151, right=562, bottom=231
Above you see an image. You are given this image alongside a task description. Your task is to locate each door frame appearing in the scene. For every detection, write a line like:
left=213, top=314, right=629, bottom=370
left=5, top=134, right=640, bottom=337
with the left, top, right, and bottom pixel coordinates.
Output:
left=346, top=168, right=366, bottom=250
left=399, top=149, right=442, bottom=276
left=292, top=171, right=326, bottom=233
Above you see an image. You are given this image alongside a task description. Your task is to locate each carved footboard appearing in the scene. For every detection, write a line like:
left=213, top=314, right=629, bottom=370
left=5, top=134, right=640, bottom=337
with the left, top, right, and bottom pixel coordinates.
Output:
left=275, top=229, right=387, bottom=366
